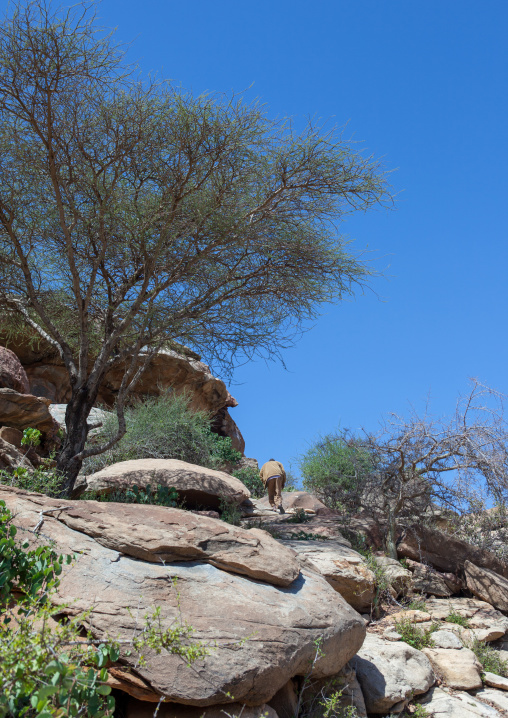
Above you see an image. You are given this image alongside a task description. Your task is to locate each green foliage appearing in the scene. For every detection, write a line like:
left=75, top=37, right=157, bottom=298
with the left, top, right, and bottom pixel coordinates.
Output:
left=83, top=483, right=180, bottom=507
left=445, top=609, right=470, bottom=628
left=82, top=392, right=241, bottom=475
left=400, top=705, right=430, bottom=718
left=232, top=467, right=265, bottom=498
left=21, top=428, right=41, bottom=448
left=284, top=507, right=312, bottom=524
left=0, top=466, right=64, bottom=498
left=300, top=432, right=374, bottom=511
left=218, top=497, right=242, bottom=526
left=467, top=637, right=508, bottom=677
left=289, top=530, right=330, bottom=541
left=404, top=597, right=427, bottom=612
left=394, top=616, right=438, bottom=650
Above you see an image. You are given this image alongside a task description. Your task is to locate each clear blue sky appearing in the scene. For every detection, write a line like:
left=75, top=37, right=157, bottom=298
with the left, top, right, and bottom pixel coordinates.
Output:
left=99, top=0, right=508, bottom=478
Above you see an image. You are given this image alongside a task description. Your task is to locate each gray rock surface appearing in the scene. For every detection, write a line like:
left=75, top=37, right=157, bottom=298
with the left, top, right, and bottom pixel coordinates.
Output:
left=351, top=633, right=435, bottom=713
left=418, top=686, right=502, bottom=717
left=431, top=630, right=464, bottom=649
left=465, top=560, right=508, bottom=611
left=2, top=486, right=366, bottom=706
left=474, top=688, right=508, bottom=712
left=372, top=555, right=411, bottom=596
left=422, top=647, right=482, bottom=690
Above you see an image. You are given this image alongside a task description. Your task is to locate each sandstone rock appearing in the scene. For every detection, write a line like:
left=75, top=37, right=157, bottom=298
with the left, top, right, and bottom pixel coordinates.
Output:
left=125, top=699, right=279, bottom=718
left=351, top=633, right=435, bottom=713
left=0, top=345, right=29, bottom=394
left=267, top=679, right=298, bottom=718
left=0, top=436, right=33, bottom=472
left=406, top=559, right=453, bottom=596
left=388, top=609, right=431, bottom=624
left=280, top=538, right=375, bottom=612
left=483, top=672, right=508, bottom=691
left=431, top=630, right=464, bottom=649
left=473, top=688, right=508, bottom=712
left=256, top=491, right=333, bottom=517
left=3, top=487, right=366, bottom=706
left=0, top=487, right=297, bottom=587
left=372, top=555, right=411, bottom=596
left=465, top=560, right=508, bottom=611
left=81, top=458, right=250, bottom=509
left=418, top=686, right=502, bottom=717
left=0, top=426, right=23, bottom=448
left=422, top=647, right=482, bottom=690
left=424, top=596, right=508, bottom=630
left=0, top=388, right=59, bottom=442
left=398, top=524, right=508, bottom=579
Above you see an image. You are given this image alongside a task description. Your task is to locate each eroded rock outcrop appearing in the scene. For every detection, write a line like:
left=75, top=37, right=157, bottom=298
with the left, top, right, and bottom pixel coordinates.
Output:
left=0, top=345, right=30, bottom=394
left=2, top=486, right=366, bottom=707
left=464, top=560, right=508, bottom=612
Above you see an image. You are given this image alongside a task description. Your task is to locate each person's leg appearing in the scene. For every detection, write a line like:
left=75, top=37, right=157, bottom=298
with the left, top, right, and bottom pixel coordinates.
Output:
left=274, top=476, right=284, bottom=512
left=267, top=478, right=276, bottom=508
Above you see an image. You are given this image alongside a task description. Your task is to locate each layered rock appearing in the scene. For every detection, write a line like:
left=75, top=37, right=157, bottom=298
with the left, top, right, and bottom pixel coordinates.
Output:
left=280, top=538, right=375, bottom=612
left=419, top=686, right=503, bottom=717
left=0, top=346, right=30, bottom=394
left=422, top=648, right=482, bottom=690
left=79, top=459, right=251, bottom=509
left=372, top=554, right=411, bottom=596
left=0, top=387, right=59, bottom=447
left=464, top=560, right=508, bottom=611
left=2, top=486, right=366, bottom=706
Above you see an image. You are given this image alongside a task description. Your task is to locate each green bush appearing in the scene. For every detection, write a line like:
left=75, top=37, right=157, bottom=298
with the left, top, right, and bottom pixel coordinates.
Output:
left=468, top=637, right=508, bottom=677
left=232, top=466, right=265, bottom=498
left=300, top=432, right=374, bottom=511
left=83, top=484, right=180, bottom=507
left=285, top=507, right=312, bottom=524
left=0, top=465, right=63, bottom=497
left=82, top=391, right=241, bottom=475
left=394, top=616, right=438, bottom=650
left=445, top=609, right=470, bottom=628
left=218, top=497, right=242, bottom=526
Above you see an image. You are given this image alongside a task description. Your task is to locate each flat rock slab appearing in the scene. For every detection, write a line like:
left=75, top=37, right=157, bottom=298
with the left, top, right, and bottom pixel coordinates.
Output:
left=81, top=458, right=250, bottom=509
left=280, top=539, right=375, bottom=612
left=0, top=487, right=298, bottom=587
left=124, top=700, right=278, bottom=718
left=422, top=647, right=482, bottom=690
left=484, top=672, right=508, bottom=691
left=419, top=687, right=503, bottom=717
left=431, top=630, right=464, bottom=649
left=465, top=560, right=508, bottom=612
left=474, top=688, right=508, bottom=713
left=3, top=487, right=366, bottom=706
left=256, top=491, right=333, bottom=516
left=351, top=633, right=435, bottom=713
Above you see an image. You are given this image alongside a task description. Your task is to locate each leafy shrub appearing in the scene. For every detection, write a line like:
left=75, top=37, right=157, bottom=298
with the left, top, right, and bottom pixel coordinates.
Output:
left=284, top=507, right=312, bottom=524
left=394, top=616, right=438, bottom=650
left=289, top=530, right=329, bottom=541
left=445, top=609, right=470, bottom=628
left=404, top=596, right=427, bottom=612
left=300, top=432, right=375, bottom=512
left=83, top=484, right=180, bottom=507
left=218, top=497, right=242, bottom=526
left=0, top=465, right=63, bottom=497
left=467, top=637, right=508, bottom=676
left=232, top=466, right=265, bottom=498
left=82, top=391, right=241, bottom=474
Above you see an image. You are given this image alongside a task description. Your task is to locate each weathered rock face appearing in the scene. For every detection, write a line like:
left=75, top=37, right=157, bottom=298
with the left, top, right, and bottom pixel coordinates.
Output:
left=406, top=558, right=454, bottom=597
left=256, top=491, right=333, bottom=516
left=280, top=538, right=375, bottom=612
left=372, top=554, right=411, bottom=596
left=3, top=486, right=366, bottom=706
left=397, top=524, right=508, bottom=579
left=464, top=560, right=508, bottom=611
left=0, top=388, right=59, bottom=446
left=3, top=334, right=244, bottom=452
left=80, top=459, right=251, bottom=509
left=419, top=686, right=503, bottom=717
left=124, top=700, right=278, bottom=718
left=0, top=436, right=33, bottom=472
left=422, top=648, right=482, bottom=691
left=0, top=346, right=30, bottom=394
left=351, top=634, right=435, bottom=713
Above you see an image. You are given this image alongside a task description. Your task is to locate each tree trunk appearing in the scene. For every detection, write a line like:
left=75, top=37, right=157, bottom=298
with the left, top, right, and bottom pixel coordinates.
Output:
left=56, top=384, right=97, bottom=498
left=385, top=507, right=398, bottom=560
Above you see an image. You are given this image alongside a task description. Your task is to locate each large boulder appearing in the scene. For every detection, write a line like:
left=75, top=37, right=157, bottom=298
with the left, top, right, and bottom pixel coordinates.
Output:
left=351, top=633, right=435, bottom=713
left=80, top=458, right=251, bottom=509
left=406, top=558, right=455, bottom=596
left=464, top=560, right=508, bottom=611
left=256, top=491, right=333, bottom=516
left=0, top=388, right=59, bottom=445
left=397, top=524, right=508, bottom=579
left=280, top=538, right=375, bottom=612
left=0, top=346, right=30, bottom=394
left=372, top=554, right=411, bottom=596
left=0, top=436, right=33, bottom=472
left=418, top=686, right=503, bottom=717
left=2, top=487, right=366, bottom=706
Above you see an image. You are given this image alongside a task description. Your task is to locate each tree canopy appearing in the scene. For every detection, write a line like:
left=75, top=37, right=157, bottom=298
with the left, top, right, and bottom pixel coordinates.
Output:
left=0, top=0, right=392, bottom=493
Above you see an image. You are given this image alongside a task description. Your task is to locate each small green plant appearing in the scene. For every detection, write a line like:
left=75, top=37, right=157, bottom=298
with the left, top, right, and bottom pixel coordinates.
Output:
left=284, top=507, right=312, bottom=524
left=232, top=466, right=265, bottom=498
left=394, top=616, right=438, bottom=650
left=399, top=557, right=409, bottom=570
left=0, top=466, right=64, bottom=497
left=219, top=496, right=242, bottom=526
left=445, top=608, right=470, bottom=628
left=290, top=530, right=330, bottom=541
left=82, top=483, right=180, bottom=507
left=467, top=637, right=508, bottom=677
left=405, top=596, right=427, bottom=612
left=399, top=705, right=430, bottom=718
left=21, top=427, right=42, bottom=448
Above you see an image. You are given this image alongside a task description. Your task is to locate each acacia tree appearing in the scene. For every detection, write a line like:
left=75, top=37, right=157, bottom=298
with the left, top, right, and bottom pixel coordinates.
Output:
left=0, top=0, right=392, bottom=495
left=302, top=381, right=508, bottom=558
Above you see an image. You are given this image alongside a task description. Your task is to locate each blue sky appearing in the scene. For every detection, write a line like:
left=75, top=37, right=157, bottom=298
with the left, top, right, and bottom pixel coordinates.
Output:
left=99, top=0, right=508, bottom=478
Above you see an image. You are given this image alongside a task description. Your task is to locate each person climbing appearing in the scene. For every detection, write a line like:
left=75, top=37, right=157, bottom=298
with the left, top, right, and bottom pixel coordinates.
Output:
left=259, top=458, right=286, bottom=513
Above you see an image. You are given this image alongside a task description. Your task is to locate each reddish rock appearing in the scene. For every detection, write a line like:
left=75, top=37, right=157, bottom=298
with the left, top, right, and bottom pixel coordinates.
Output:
left=0, top=388, right=60, bottom=447
left=0, top=426, right=23, bottom=448
left=257, top=491, right=334, bottom=516
left=0, top=346, right=29, bottom=394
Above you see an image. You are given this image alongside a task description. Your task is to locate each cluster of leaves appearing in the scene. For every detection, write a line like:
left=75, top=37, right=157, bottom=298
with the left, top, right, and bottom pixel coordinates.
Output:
left=82, top=392, right=241, bottom=476
left=284, top=507, right=312, bottom=524
left=394, top=616, right=439, bottom=650
left=289, top=530, right=329, bottom=541
left=83, top=483, right=180, bottom=508
left=467, top=637, right=508, bottom=677
left=445, top=609, right=470, bottom=628
left=232, top=467, right=265, bottom=498
left=0, top=466, right=64, bottom=498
